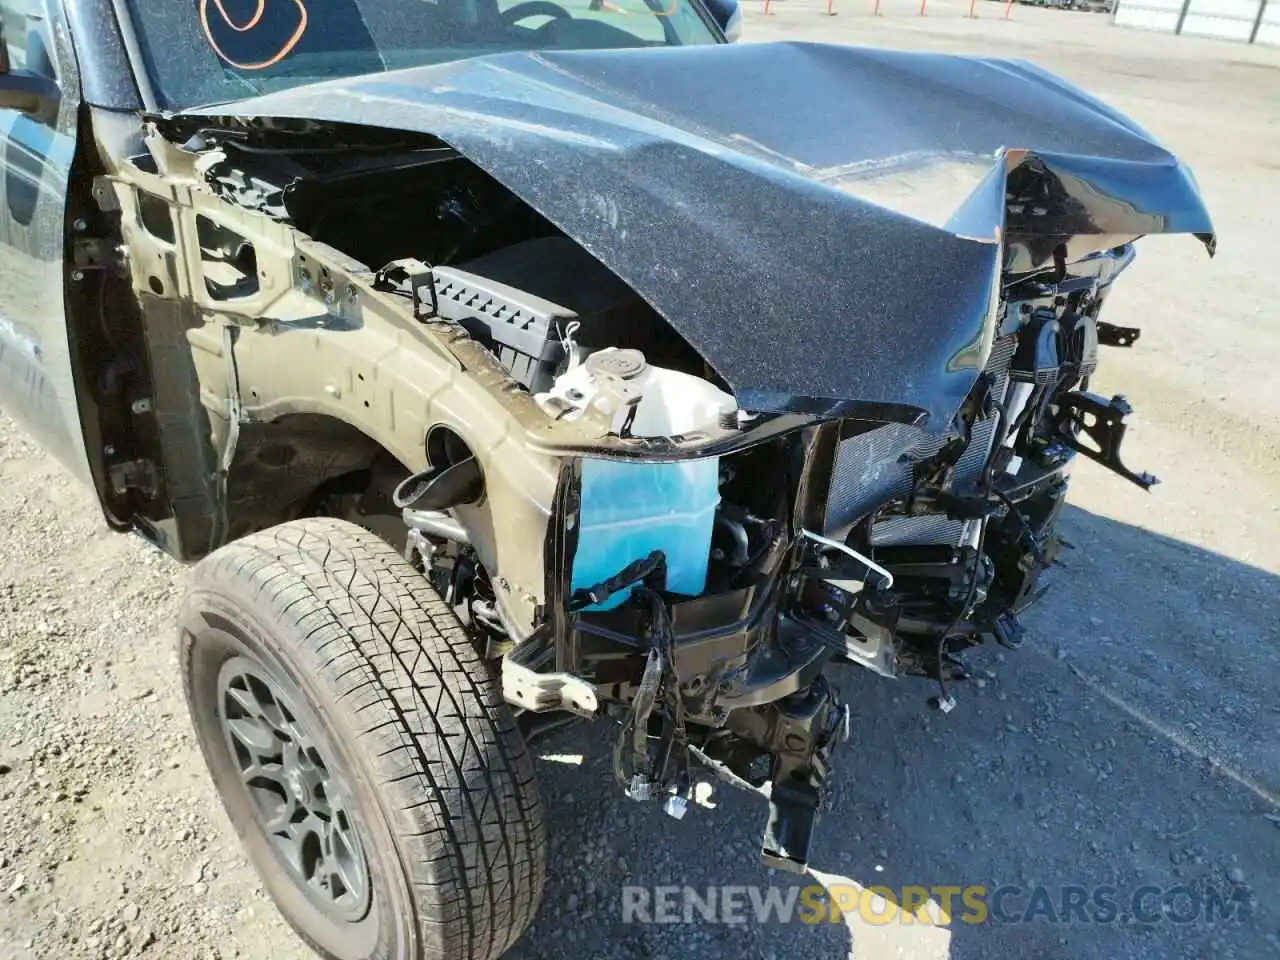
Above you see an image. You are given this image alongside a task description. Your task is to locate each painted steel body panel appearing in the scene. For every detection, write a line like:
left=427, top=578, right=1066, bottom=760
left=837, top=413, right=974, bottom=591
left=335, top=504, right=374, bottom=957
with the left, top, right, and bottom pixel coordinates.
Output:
left=177, top=41, right=1214, bottom=429
left=0, top=0, right=90, bottom=482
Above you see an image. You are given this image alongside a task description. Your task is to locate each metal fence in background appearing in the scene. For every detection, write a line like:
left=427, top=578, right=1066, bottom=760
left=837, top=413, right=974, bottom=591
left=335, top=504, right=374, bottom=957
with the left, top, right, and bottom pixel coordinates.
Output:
left=1113, top=0, right=1279, bottom=43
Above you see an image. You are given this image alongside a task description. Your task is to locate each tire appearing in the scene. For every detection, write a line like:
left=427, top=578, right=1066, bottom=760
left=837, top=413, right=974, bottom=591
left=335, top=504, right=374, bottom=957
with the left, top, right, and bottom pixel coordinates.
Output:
left=178, top=518, right=546, bottom=960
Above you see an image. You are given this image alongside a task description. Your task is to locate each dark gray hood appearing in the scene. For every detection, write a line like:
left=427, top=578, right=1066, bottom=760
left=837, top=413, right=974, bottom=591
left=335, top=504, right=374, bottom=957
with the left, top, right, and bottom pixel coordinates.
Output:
left=176, top=41, right=1215, bottom=429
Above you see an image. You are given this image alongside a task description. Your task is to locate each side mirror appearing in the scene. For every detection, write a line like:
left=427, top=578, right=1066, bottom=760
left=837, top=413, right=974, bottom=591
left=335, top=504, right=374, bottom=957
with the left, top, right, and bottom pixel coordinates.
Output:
left=703, top=0, right=742, bottom=42
left=0, top=69, right=60, bottom=118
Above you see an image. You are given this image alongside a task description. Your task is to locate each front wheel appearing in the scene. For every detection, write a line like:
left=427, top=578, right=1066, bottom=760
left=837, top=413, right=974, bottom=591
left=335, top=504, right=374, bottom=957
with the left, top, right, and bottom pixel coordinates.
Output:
left=179, top=518, right=546, bottom=959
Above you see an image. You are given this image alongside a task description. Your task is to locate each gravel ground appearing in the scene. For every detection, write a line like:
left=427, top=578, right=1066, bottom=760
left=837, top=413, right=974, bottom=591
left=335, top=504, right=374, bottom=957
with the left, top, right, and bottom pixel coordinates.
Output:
left=2, top=7, right=1279, bottom=960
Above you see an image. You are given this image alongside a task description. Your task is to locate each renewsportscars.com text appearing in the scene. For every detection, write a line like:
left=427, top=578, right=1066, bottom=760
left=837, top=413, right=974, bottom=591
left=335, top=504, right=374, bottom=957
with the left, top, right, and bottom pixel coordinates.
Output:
left=621, top=883, right=1253, bottom=927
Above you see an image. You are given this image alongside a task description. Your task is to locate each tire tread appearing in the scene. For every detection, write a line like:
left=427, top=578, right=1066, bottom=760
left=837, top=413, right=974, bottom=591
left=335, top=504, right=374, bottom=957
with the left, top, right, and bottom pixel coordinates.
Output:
left=186, top=518, right=545, bottom=960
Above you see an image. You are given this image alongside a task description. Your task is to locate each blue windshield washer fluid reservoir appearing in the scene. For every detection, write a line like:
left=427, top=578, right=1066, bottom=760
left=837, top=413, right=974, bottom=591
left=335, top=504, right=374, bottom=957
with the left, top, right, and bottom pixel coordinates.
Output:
left=571, top=457, right=721, bottom=610
left=549, top=349, right=736, bottom=611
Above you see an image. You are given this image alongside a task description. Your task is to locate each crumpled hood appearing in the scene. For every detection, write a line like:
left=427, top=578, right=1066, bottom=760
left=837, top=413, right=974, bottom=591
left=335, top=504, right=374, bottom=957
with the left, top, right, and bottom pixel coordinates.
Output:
left=177, top=41, right=1214, bottom=429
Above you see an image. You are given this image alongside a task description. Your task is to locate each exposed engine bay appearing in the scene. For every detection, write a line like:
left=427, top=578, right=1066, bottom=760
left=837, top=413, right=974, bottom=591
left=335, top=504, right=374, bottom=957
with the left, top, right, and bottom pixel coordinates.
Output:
left=86, top=43, right=1215, bottom=876
left=416, top=231, right=1154, bottom=871
left=136, top=130, right=1150, bottom=871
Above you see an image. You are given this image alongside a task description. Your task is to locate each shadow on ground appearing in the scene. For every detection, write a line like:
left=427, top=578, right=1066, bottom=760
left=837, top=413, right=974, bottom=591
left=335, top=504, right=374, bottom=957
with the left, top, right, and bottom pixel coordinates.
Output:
left=507, top=504, right=1280, bottom=960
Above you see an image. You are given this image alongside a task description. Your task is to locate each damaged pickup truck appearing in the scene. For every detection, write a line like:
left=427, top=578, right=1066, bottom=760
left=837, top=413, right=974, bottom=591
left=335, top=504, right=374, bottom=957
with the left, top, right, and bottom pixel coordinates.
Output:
left=0, top=1, right=1213, bottom=957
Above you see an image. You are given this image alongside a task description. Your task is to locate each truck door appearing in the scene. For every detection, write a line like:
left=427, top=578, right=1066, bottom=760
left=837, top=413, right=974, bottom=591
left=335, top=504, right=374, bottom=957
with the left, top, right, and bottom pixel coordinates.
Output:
left=0, top=0, right=90, bottom=483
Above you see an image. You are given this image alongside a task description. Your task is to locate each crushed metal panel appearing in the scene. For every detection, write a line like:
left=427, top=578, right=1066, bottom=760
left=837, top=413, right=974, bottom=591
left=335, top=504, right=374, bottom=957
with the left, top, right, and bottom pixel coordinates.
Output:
left=171, top=41, right=1214, bottom=430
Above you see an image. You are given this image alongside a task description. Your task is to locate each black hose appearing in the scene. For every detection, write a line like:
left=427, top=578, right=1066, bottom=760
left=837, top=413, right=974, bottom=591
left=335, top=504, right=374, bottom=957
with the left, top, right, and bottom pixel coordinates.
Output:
left=994, top=489, right=1047, bottom=570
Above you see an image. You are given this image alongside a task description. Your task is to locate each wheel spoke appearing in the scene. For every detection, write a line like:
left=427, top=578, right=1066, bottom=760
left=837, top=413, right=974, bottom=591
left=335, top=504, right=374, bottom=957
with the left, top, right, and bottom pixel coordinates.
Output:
left=270, top=819, right=309, bottom=875
left=320, top=815, right=365, bottom=902
left=224, top=683, right=262, bottom=719
left=261, top=793, right=300, bottom=833
left=333, top=836, right=362, bottom=895
left=282, top=739, right=301, bottom=772
left=308, top=786, right=334, bottom=820
left=215, top=655, right=369, bottom=918
left=239, top=752, right=284, bottom=785
left=259, top=698, right=295, bottom=738
left=226, top=715, right=276, bottom=753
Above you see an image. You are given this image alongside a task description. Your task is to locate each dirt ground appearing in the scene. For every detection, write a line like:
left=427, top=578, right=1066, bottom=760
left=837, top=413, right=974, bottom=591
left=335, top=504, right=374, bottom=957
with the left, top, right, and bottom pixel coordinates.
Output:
left=1, top=6, right=1278, bottom=960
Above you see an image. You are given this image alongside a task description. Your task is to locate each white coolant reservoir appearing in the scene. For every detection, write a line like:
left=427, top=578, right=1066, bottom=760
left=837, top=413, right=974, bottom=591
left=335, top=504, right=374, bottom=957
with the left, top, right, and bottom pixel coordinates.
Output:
left=536, top=349, right=737, bottom=610
left=536, top=348, right=736, bottom=435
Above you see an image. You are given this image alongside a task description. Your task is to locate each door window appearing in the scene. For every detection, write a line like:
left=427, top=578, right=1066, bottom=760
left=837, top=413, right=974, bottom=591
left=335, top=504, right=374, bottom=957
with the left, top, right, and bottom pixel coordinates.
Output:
left=1, top=0, right=58, bottom=79
left=1, top=0, right=31, bottom=72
